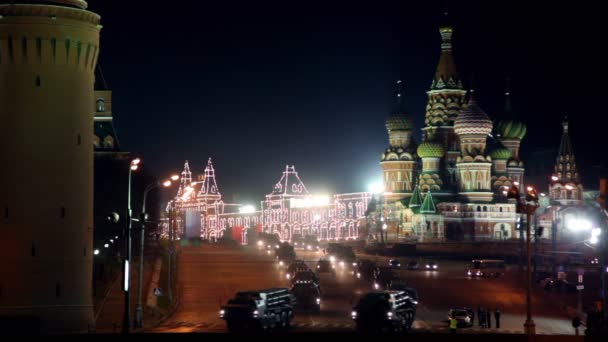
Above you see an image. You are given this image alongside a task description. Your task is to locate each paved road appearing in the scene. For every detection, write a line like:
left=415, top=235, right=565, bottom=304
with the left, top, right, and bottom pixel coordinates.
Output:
left=151, top=245, right=576, bottom=334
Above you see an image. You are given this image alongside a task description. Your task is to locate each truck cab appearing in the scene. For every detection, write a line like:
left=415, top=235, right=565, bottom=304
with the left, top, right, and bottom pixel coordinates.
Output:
left=290, top=282, right=321, bottom=312
left=220, top=288, right=294, bottom=331
left=351, top=291, right=416, bottom=333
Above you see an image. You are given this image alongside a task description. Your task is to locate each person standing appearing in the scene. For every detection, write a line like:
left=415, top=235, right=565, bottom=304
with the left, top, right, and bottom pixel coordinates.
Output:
left=495, top=308, right=501, bottom=328
left=486, top=309, right=492, bottom=328
left=450, top=315, right=458, bottom=333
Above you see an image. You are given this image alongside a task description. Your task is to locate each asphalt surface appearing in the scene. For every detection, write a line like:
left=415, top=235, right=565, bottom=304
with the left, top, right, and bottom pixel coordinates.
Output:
left=150, top=244, right=577, bottom=334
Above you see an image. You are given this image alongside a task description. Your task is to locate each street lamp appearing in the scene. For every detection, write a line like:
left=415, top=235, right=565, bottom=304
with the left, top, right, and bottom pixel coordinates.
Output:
left=508, top=184, right=539, bottom=335
left=134, top=175, right=178, bottom=329
left=122, top=157, right=140, bottom=334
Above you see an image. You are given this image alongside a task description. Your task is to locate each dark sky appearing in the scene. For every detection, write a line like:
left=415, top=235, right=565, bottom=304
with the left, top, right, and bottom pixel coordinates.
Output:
left=88, top=0, right=603, bottom=204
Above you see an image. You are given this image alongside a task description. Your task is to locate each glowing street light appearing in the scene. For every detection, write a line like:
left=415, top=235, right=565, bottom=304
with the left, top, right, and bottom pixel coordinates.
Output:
left=104, top=243, right=109, bottom=248
left=239, top=205, right=256, bottom=214
left=565, top=185, right=574, bottom=190
left=170, top=174, right=180, bottom=181
left=162, top=180, right=172, bottom=187
left=551, top=175, right=559, bottom=181
left=382, top=223, right=387, bottom=230
left=94, top=249, right=100, bottom=255
left=368, top=181, right=384, bottom=194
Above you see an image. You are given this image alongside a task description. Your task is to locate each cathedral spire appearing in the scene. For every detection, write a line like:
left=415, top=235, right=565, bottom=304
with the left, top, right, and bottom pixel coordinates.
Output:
left=554, top=116, right=578, bottom=183
left=504, top=77, right=512, bottom=115
left=198, top=158, right=221, bottom=201
left=430, top=11, right=463, bottom=91
left=177, top=160, right=192, bottom=198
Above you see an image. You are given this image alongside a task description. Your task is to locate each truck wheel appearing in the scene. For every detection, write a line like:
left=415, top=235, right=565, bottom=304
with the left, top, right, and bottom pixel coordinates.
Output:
left=285, top=311, right=292, bottom=327
left=280, top=313, right=287, bottom=328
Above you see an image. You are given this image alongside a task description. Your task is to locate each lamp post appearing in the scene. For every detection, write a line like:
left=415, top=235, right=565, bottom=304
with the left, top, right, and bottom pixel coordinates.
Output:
left=122, top=157, right=140, bottom=334
left=508, top=184, right=539, bottom=335
left=134, top=175, right=178, bottom=329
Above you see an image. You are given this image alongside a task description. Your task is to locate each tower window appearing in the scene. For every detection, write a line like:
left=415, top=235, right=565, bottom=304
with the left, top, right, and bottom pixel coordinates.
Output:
left=8, top=36, right=14, bottom=61
left=483, top=206, right=488, bottom=212
left=96, top=99, right=105, bottom=112
left=60, top=207, right=66, bottom=219
left=477, top=206, right=481, bottom=212
left=77, top=134, right=81, bottom=146
left=36, top=75, right=41, bottom=87
left=51, top=38, right=56, bottom=63
left=36, top=37, right=42, bottom=62
left=22, top=36, right=27, bottom=60
left=55, top=282, right=61, bottom=298
left=499, top=207, right=503, bottom=213
left=31, top=243, right=36, bottom=257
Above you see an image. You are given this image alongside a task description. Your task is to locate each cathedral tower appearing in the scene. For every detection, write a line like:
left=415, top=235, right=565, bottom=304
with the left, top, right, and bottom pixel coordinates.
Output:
left=0, top=0, right=101, bottom=332
left=549, top=118, right=583, bottom=205
left=381, top=80, right=418, bottom=199
left=422, top=15, right=468, bottom=188
left=454, top=96, right=494, bottom=202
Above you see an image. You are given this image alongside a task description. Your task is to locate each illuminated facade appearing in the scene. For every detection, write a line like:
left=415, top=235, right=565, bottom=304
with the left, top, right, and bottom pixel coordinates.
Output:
left=163, top=161, right=370, bottom=243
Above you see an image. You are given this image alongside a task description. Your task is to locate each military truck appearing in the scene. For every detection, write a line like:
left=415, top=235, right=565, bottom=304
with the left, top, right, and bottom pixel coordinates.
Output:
left=220, top=288, right=294, bottom=331
left=351, top=290, right=416, bottom=333
left=290, top=282, right=321, bottom=312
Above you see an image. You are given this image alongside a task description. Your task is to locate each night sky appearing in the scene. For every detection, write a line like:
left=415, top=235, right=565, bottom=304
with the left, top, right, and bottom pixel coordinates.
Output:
left=88, top=0, right=602, bottom=204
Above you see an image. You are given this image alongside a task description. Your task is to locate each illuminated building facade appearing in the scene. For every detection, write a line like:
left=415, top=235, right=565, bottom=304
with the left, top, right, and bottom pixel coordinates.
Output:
left=163, top=160, right=369, bottom=243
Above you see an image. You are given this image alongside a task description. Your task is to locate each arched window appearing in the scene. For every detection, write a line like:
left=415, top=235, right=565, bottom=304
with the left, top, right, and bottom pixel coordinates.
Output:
left=499, top=207, right=503, bottom=213
left=477, top=206, right=481, bottom=212
left=103, top=135, right=114, bottom=149
left=483, top=206, right=488, bottom=212
left=96, top=98, right=105, bottom=112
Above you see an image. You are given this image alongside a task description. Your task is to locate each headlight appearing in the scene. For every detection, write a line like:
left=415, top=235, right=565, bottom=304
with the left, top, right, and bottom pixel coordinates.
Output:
left=219, top=309, right=225, bottom=317
left=286, top=274, right=291, bottom=279
left=476, top=272, right=481, bottom=276
left=426, top=264, right=430, bottom=269
left=307, top=245, right=312, bottom=250
left=465, top=317, right=470, bottom=322
left=467, top=271, right=472, bottom=276
left=316, top=298, right=320, bottom=304
left=433, top=265, right=438, bottom=269
left=387, top=311, right=393, bottom=319
left=357, top=272, right=361, bottom=278
left=257, top=240, right=263, bottom=246
left=330, top=256, right=335, bottom=263
left=279, top=261, right=284, bottom=266
left=351, top=310, right=357, bottom=318
left=352, top=262, right=357, bottom=267
left=374, top=283, right=379, bottom=289
left=275, top=244, right=279, bottom=249
left=317, top=265, right=320, bottom=269
left=253, top=310, right=259, bottom=317
left=294, top=242, right=298, bottom=246
left=340, top=261, right=345, bottom=267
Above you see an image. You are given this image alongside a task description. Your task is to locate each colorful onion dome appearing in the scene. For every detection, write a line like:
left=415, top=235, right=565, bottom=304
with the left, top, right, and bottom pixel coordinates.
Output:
left=454, top=97, right=493, bottom=136
left=496, top=119, right=527, bottom=140
left=417, top=140, right=445, bottom=158
left=385, top=114, right=413, bottom=132
left=489, top=145, right=512, bottom=160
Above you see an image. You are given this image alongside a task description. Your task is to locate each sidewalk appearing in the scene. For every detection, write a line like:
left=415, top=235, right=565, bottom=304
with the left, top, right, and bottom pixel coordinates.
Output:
left=93, top=254, right=161, bottom=333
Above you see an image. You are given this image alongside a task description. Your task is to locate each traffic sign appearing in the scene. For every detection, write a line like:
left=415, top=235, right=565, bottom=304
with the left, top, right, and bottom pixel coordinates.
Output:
left=576, top=285, right=584, bottom=290
left=154, top=287, right=163, bottom=296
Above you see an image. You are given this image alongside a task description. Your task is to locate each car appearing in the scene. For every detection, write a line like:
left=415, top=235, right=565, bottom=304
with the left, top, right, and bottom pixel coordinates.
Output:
left=447, top=307, right=474, bottom=328
left=286, top=261, right=309, bottom=279
left=425, top=261, right=438, bottom=270
left=389, top=259, right=401, bottom=269
left=406, top=260, right=419, bottom=270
